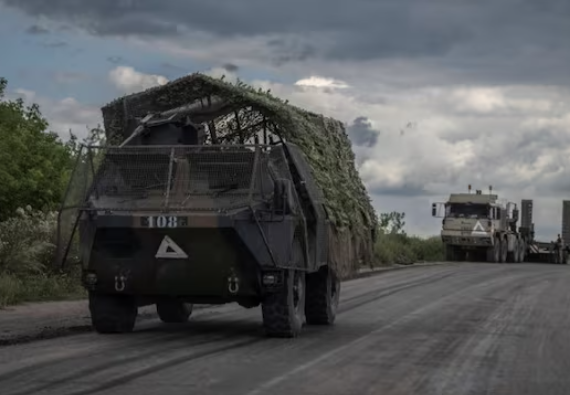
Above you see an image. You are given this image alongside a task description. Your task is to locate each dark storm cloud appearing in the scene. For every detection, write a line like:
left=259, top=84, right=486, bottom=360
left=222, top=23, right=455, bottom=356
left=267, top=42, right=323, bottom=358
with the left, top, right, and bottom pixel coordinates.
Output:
left=222, top=63, right=239, bottom=72
left=3, top=0, right=570, bottom=84
left=25, top=24, right=49, bottom=34
left=347, top=117, right=380, bottom=148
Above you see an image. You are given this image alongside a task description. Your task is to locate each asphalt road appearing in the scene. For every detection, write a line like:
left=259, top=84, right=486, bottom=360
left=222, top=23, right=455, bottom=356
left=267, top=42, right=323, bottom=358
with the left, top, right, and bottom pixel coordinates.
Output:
left=2, top=262, right=570, bottom=395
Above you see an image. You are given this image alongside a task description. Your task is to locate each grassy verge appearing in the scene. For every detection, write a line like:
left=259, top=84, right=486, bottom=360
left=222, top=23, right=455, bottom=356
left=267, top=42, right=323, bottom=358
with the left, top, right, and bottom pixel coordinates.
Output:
left=374, top=232, right=445, bottom=266
left=0, top=272, right=86, bottom=308
left=0, top=207, right=86, bottom=308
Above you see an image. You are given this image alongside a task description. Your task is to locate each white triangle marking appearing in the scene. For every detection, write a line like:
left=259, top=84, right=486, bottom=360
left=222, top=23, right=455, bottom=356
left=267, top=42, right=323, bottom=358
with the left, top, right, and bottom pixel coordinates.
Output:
left=155, top=236, right=188, bottom=259
left=472, top=221, right=487, bottom=236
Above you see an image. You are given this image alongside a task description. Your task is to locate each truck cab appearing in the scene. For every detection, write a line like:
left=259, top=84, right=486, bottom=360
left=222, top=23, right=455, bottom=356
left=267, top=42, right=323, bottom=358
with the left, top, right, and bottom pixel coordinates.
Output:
left=431, top=187, right=525, bottom=263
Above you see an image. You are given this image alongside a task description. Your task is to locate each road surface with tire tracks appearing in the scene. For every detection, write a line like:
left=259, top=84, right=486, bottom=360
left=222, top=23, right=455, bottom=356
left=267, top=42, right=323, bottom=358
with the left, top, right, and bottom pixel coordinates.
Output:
left=2, top=262, right=570, bottom=395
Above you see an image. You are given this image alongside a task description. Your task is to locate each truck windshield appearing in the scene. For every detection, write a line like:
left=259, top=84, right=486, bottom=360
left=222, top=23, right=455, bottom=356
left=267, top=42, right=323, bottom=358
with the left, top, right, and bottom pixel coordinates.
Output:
left=446, top=203, right=489, bottom=219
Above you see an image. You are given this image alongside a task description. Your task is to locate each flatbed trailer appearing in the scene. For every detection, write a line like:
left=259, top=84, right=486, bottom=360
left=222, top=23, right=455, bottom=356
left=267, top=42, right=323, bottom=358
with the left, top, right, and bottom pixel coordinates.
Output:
left=518, top=199, right=567, bottom=264
left=432, top=192, right=568, bottom=264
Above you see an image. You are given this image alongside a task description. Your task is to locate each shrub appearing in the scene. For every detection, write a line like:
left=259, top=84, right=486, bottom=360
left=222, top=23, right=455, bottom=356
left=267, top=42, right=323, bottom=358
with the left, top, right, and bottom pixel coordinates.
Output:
left=0, top=272, right=84, bottom=307
left=0, top=206, right=84, bottom=307
left=0, top=206, right=57, bottom=275
left=374, top=231, right=444, bottom=266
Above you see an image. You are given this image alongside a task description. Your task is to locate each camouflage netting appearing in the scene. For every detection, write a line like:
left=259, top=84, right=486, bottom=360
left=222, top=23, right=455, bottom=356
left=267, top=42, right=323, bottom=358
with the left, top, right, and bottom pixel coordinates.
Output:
left=100, top=73, right=378, bottom=273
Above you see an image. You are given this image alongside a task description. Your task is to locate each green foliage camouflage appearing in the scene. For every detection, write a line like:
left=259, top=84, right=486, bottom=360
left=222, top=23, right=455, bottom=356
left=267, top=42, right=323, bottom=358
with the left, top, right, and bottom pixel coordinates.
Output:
left=100, top=73, right=378, bottom=235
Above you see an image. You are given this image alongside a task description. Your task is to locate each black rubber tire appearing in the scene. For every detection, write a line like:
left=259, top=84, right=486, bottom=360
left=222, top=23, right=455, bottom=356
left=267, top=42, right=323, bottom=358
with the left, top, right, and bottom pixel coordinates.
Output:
left=488, top=239, right=501, bottom=263
left=500, top=238, right=508, bottom=263
left=156, top=299, right=193, bottom=323
left=89, top=292, right=137, bottom=334
left=508, top=238, right=517, bottom=263
left=261, top=269, right=305, bottom=338
left=516, top=238, right=525, bottom=263
left=520, top=239, right=527, bottom=262
left=305, top=266, right=340, bottom=326
left=445, top=245, right=456, bottom=261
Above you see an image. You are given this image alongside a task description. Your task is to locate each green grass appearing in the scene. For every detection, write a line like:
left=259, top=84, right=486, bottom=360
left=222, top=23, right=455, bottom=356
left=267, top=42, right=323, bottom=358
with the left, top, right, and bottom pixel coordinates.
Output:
left=0, top=207, right=86, bottom=308
left=0, top=272, right=86, bottom=308
left=374, top=232, right=445, bottom=266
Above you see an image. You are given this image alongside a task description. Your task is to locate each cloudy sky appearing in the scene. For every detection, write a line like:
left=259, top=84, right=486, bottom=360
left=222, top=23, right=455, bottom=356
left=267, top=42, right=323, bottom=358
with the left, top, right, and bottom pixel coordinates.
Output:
left=1, top=0, right=570, bottom=239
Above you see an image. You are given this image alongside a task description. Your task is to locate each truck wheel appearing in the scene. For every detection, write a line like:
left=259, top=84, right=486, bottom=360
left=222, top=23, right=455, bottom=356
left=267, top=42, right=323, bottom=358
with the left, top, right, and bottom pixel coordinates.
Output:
left=89, top=292, right=137, bottom=334
left=445, top=245, right=455, bottom=261
left=513, top=239, right=521, bottom=263
left=500, top=238, right=508, bottom=263
left=519, top=239, right=527, bottom=262
left=488, top=239, right=500, bottom=263
left=262, top=269, right=305, bottom=338
left=305, top=266, right=340, bottom=325
left=156, top=299, right=193, bottom=323
left=509, top=239, right=519, bottom=263
left=456, top=249, right=467, bottom=262
left=486, top=247, right=493, bottom=262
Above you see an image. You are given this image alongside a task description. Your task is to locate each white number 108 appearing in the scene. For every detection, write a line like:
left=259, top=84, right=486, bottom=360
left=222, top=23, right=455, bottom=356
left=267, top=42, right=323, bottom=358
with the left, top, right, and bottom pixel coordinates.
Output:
left=146, top=216, right=178, bottom=228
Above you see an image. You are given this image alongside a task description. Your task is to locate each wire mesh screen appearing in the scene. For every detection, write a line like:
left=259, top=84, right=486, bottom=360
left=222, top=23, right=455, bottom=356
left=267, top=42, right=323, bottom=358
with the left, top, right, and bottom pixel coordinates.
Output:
left=267, top=145, right=302, bottom=215
left=55, top=146, right=99, bottom=266
left=72, top=145, right=287, bottom=212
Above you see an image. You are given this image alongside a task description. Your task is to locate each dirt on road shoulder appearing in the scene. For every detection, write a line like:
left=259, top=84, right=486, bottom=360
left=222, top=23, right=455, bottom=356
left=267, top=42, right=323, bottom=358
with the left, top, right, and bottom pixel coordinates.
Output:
left=0, top=300, right=158, bottom=346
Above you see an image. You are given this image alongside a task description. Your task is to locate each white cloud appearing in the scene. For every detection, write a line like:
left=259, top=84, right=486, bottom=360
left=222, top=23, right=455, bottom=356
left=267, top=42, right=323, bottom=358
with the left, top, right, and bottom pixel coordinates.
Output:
left=108, top=66, right=169, bottom=94
left=238, top=77, right=570, bottom=239
left=202, top=67, right=239, bottom=83
left=9, top=89, right=102, bottom=140
left=294, top=76, right=349, bottom=89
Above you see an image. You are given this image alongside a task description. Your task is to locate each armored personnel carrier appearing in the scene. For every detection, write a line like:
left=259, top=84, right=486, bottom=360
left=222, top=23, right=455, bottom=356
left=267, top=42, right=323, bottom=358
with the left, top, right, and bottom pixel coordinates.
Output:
left=55, top=74, right=377, bottom=338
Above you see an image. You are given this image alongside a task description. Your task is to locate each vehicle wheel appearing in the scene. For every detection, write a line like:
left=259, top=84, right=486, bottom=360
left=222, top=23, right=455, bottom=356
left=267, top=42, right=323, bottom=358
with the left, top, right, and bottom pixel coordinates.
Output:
left=513, top=239, right=521, bottom=263
left=456, top=248, right=467, bottom=262
left=305, top=266, right=340, bottom=325
left=509, top=238, right=519, bottom=263
left=445, top=245, right=455, bottom=261
left=486, top=246, right=494, bottom=262
left=519, top=240, right=527, bottom=262
left=89, top=292, right=137, bottom=334
left=500, top=238, right=508, bottom=263
left=262, top=269, right=305, bottom=338
left=489, top=239, right=501, bottom=263
left=156, top=299, right=193, bottom=323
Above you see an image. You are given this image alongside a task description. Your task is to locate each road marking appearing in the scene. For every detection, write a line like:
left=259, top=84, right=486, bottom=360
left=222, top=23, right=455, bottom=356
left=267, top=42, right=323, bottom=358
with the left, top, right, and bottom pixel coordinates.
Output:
left=471, top=221, right=487, bottom=236
left=155, top=236, right=188, bottom=259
